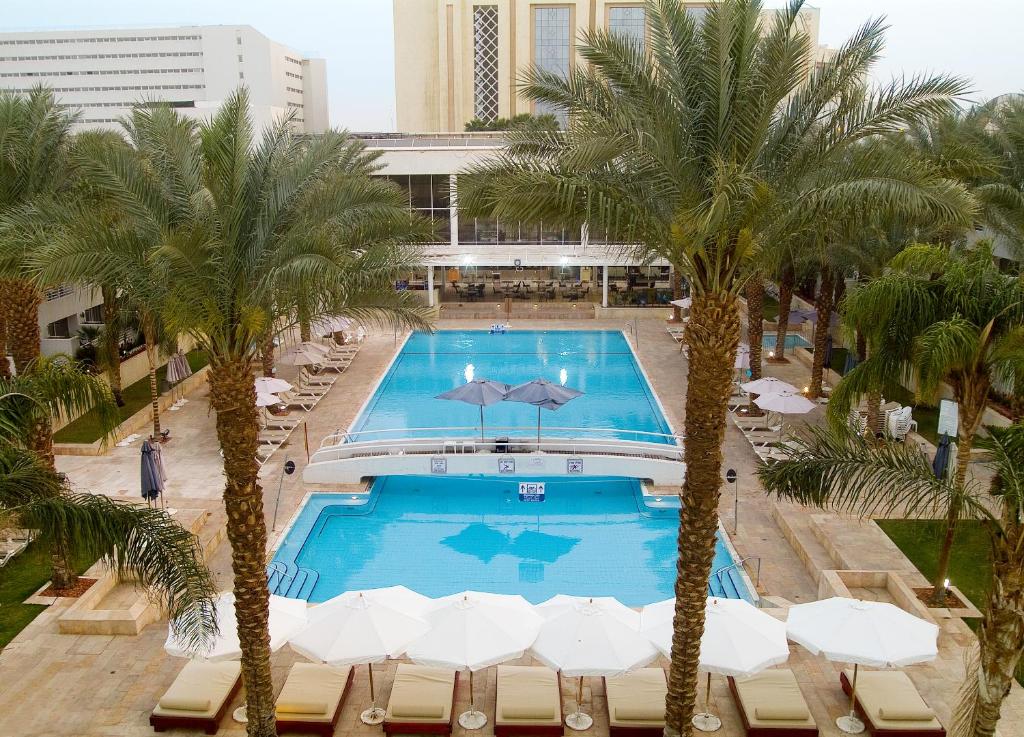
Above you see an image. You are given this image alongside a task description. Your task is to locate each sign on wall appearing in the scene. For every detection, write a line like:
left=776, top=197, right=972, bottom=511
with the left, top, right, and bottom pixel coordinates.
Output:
left=498, top=458, right=515, bottom=474
left=567, top=458, right=584, bottom=474
left=430, top=457, right=447, bottom=474
left=518, top=482, right=546, bottom=502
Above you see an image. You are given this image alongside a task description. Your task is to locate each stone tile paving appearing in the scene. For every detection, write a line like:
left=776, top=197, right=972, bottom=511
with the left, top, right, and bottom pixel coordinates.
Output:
left=0, top=318, right=1019, bottom=736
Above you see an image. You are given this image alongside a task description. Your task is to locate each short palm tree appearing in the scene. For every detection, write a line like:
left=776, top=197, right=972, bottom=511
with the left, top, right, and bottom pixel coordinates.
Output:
left=831, top=243, right=1024, bottom=602
left=0, top=87, right=77, bottom=375
left=757, top=423, right=1024, bottom=737
left=458, top=2, right=970, bottom=732
left=81, top=91, right=431, bottom=736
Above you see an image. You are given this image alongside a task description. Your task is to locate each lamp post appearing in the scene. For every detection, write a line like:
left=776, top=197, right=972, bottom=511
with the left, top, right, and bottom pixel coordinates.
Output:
left=725, top=468, right=738, bottom=534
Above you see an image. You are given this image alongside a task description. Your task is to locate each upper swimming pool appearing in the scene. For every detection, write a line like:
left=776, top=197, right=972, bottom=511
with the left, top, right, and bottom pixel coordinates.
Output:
left=350, top=330, right=674, bottom=443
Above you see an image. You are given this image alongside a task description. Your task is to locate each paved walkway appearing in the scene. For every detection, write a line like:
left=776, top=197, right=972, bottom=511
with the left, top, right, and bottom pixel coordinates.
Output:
left=0, top=318, right=1019, bottom=736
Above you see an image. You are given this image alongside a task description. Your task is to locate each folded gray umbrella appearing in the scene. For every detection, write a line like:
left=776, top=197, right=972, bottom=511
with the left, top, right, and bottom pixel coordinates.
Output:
left=141, top=440, right=164, bottom=506
left=435, top=379, right=510, bottom=442
left=503, top=378, right=584, bottom=447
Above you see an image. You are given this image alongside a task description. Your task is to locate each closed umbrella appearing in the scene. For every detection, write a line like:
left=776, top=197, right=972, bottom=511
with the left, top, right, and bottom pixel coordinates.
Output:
left=734, top=344, right=751, bottom=370
left=503, top=378, right=584, bottom=449
left=787, top=597, right=939, bottom=734
left=932, top=434, right=951, bottom=480
left=531, top=595, right=659, bottom=731
left=165, top=354, right=185, bottom=385
left=405, top=591, right=543, bottom=730
left=255, top=377, right=292, bottom=394
left=140, top=440, right=164, bottom=507
left=289, top=586, right=432, bottom=724
left=435, top=379, right=510, bottom=442
left=740, top=377, right=798, bottom=396
left=164, top=591, right=308, bottom=661
left=642, top=597, right=789, bottom=732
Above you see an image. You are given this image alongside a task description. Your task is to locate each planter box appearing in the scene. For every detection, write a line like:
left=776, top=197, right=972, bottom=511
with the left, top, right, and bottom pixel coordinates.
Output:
left=818, top=569, right=936, bottom=623
left=54, top=365, right=210, bottom=456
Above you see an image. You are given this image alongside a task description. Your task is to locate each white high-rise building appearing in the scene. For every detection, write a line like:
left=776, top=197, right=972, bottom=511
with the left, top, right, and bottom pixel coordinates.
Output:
left=0, top=25, right=329, bottom=134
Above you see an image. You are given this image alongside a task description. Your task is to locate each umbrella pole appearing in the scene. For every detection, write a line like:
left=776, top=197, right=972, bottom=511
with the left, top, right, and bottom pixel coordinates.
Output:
left=480, top=405, right=485, bottom=444
left=691, top=672, right=722, bottom=732
left=537, top=406, right=541, bottom=450
left=458, top=669, right=487, bottom=730
left=836, top=663, right=866, bottom=733
left=360, top=663, right=386, bottom=725
left=565, top=676, right=593, bottom=731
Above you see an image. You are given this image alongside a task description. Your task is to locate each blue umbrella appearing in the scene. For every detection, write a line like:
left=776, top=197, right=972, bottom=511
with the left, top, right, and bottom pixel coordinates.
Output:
left=823, top=335, right=834, bottom=369
left=140, top=440, right=164, bottom=506
left=436, top=378, right=510, bottom=441
left=843, top=351, right=858, bottom=376
left=503, top=378, right=584, bottom=447
left=933, top=434, right=951, bottom=480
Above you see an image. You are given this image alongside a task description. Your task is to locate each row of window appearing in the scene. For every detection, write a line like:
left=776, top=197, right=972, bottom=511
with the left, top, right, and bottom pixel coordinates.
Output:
left=286, top=86, right=303, bottom=94
left=285, top=56, right=302, bottom=66
left=0, top=35, right=201, bottom=45
left=285, top=71, right=303, bottom=80
left=58, top=99, right=199, bottom=109
left=3, top=67, right=202, bottom=78
left=7, top=83, right=205, bottom=93
left=287, top=101, right=304, bottom=108
left=0, top=51, right=202, bottom=62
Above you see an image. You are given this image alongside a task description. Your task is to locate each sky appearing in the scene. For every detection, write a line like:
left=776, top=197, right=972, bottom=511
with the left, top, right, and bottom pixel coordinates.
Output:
left=4, top=0, right=1022, bottom=131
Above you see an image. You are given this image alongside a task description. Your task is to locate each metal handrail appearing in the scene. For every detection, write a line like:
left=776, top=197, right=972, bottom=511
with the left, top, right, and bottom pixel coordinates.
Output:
left=713, top=555, right=761, bottom=593
left=319, top=425, right=684, bottom=449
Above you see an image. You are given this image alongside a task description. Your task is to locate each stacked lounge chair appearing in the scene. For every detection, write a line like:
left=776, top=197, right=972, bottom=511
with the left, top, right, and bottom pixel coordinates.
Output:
left=150, top=660, right=242, bottom=734
left=604, top=668, right=669, bottom=736
left=493, top=665, right=563, bottom=736
left=384, top=664, right=459, bottom=736
left=840, top=670, right=945, bottom=737
left=0, top=529, right=33, bottom=567
left=727, top=669, right=818, bottom=737
left=275, top=663, right=354, bottom=736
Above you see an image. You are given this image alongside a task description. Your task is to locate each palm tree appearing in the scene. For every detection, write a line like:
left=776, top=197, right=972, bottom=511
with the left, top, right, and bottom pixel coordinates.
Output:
left=831, top=243, right=1024, bottom=602
left=457, top=2, right=971, bottom=732
left=0, top=87, right=77, bottom=376
left=757, top=423, right=1024, bottom=737
left=80, top=91, right=431, bottom=736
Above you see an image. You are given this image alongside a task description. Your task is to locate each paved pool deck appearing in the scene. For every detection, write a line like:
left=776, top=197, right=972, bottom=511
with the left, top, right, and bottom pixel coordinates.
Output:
left=0, top=318, right=1019, bottom=736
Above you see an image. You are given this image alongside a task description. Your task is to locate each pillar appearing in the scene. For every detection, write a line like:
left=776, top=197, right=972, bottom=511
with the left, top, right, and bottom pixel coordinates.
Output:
left=427, top=265, right=435, bottom=307
left=449, top=174, right=459, bottom=246
left=602, top=265, right=609, bottom=308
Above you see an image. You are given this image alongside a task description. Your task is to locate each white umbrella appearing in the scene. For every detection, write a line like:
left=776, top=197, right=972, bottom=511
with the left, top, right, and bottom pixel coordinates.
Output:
left=310, top=315, right=352, bottom=336
left=532, top=595, right=659, bottom=731
left=787, top=597, right=939, bottom=734
left=256, top=391, right=281, bottom=408
left=735, top=344, right=751, bottom=370
left=277, top=345, right=324, bottom=366
left=642, top=597, right=789, bottom=731
left=405, top=591, right=543, bottom=730
left=289, top=586, right=432, bottom=724
left=164, top=592, right=308, bottom=662
left=670, top=297, right=693, bottom=309
left=754, top=391, right=816, bottom=415
left=255, top=377, right=292, bottom=394
left=740, top=377, right=798, bottom=395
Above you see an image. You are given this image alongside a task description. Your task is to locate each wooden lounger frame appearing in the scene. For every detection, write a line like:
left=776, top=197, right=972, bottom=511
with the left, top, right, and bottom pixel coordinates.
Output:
left=727, top=676, right=819, bottom=737
left=602, top=675, right=663, bottom=737
left=277, top=665, right=355, bottom=737
left=493, top=671, right=563, bottom=736
left=149, top=673, right=243, bottom=735
left=383, top=671, right=460, bottom=737
left=839, top=672, right=946, bottom=737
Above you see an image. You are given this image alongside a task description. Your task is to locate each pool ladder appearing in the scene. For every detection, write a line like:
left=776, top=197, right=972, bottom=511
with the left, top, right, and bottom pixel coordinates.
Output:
left=712, top=556, right=761, bottom=604
left=266, top=560, right=319, bottom=599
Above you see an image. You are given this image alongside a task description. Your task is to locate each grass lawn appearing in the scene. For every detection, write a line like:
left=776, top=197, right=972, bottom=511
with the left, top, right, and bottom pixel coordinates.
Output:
left=878, top=518, right=1023, bottom=685
left=0, top=541, right=93, bottom=649
left=761, top=294, right=780, bottom=322
left=53, top=350, right=208, bottom=445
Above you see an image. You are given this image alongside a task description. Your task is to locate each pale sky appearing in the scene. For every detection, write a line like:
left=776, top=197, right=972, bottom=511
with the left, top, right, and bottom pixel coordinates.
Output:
left=4, top=0, right=1022, bottom=131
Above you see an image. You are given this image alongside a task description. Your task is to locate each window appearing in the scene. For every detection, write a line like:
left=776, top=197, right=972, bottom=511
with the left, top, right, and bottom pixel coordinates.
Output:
left=608, top=6, right=646, bottom=52
left=472, top=5, right=500, bottom=122
left=82, top=305, right=104, bottom=324
left=686, top=5, right=709, bottom=25
left=532, top=6, right=570, bottom=124
left=385, top=174, right=451, bottom=243
left=46, top=317, right=71, bottom=339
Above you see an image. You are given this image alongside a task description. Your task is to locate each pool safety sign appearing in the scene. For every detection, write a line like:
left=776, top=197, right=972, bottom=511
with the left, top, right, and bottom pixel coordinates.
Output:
left=518, top=482, right=546, bottom=502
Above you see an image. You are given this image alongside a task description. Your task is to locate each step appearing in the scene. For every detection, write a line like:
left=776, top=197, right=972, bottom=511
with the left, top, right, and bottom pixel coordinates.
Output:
left=769, top=501, right=838, bottom=584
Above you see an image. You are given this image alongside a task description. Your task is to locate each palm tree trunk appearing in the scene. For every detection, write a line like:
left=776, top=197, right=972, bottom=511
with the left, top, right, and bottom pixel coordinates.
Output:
left=969, top=502, right=1024, bottom=737
left=208, top=358, right=276, bottom=737
left=101, top=286, right=124, bottom=406
left=0, top=285, right=11, bottom=380
left=143, top=318, right=160, bottom=438
left=771, top=265, right=795, bottom=362
left=865, top=388, right=882, bottom=438
left=809, top=268, right=834, bottom=399
left=8, top=278, right=42, bottom=375
left=260, top=332, right=275, bottom=377
left=664, top=292, right=741, bottom=737
left=745, top=276, right=764, bottom=382
left=855, top=329, right=867, bottom=363
left=671, top=270, right=684, bottom=323
left=299, top=320, right=311, bottom=343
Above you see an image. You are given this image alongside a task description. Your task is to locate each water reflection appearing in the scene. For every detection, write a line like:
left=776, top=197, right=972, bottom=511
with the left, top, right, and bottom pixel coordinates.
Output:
left=441, top=523, right=581, bottom=564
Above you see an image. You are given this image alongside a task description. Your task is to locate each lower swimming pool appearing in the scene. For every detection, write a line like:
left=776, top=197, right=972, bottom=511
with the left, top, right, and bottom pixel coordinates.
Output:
left=271, top=476, right=750, bottom=607
left=763, top=333, right=811, bottom=350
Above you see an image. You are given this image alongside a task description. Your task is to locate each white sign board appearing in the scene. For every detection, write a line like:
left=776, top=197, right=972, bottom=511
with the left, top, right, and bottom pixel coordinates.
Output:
left=937, top=399, right=959, bottom=438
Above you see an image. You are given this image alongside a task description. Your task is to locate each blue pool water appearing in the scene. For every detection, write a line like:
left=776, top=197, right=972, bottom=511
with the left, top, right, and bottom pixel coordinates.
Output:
left=762, top=333, right=811, bottom=350
left=272, top=476, right=747, bottom=606
left=350, top=330, right=673, bottom=443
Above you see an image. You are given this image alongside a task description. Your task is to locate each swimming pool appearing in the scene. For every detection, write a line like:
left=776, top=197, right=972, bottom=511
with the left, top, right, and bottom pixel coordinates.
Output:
left=762, top=333, right=811, bottom=350
left=271, top=476, right=750, bottom=606
left=349, top=330, right=673, bottom=443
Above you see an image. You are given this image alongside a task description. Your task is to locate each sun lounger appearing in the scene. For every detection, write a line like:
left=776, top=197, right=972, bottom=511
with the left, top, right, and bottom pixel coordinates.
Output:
left=150, top=660, right=242, bottom=734
left=263, top=415, right=302, bottom=431
left=293, top=383, right=330, bottom=398
left=604, top=668, right=668, bottom=736
left=313, top=358, right=352, bottom=373
left=494, top=665, right=562, bottom=736
left=840, top=670, right=945, bottom=737
left=275, top=662, right=354, bottom=736
left=278, top=390, right=321, bottom=411
left=727, top=669, right=818, bottom=737
left=384, top=663, right=458, bottom=736
left=297, top=368, right=337, bottom=387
